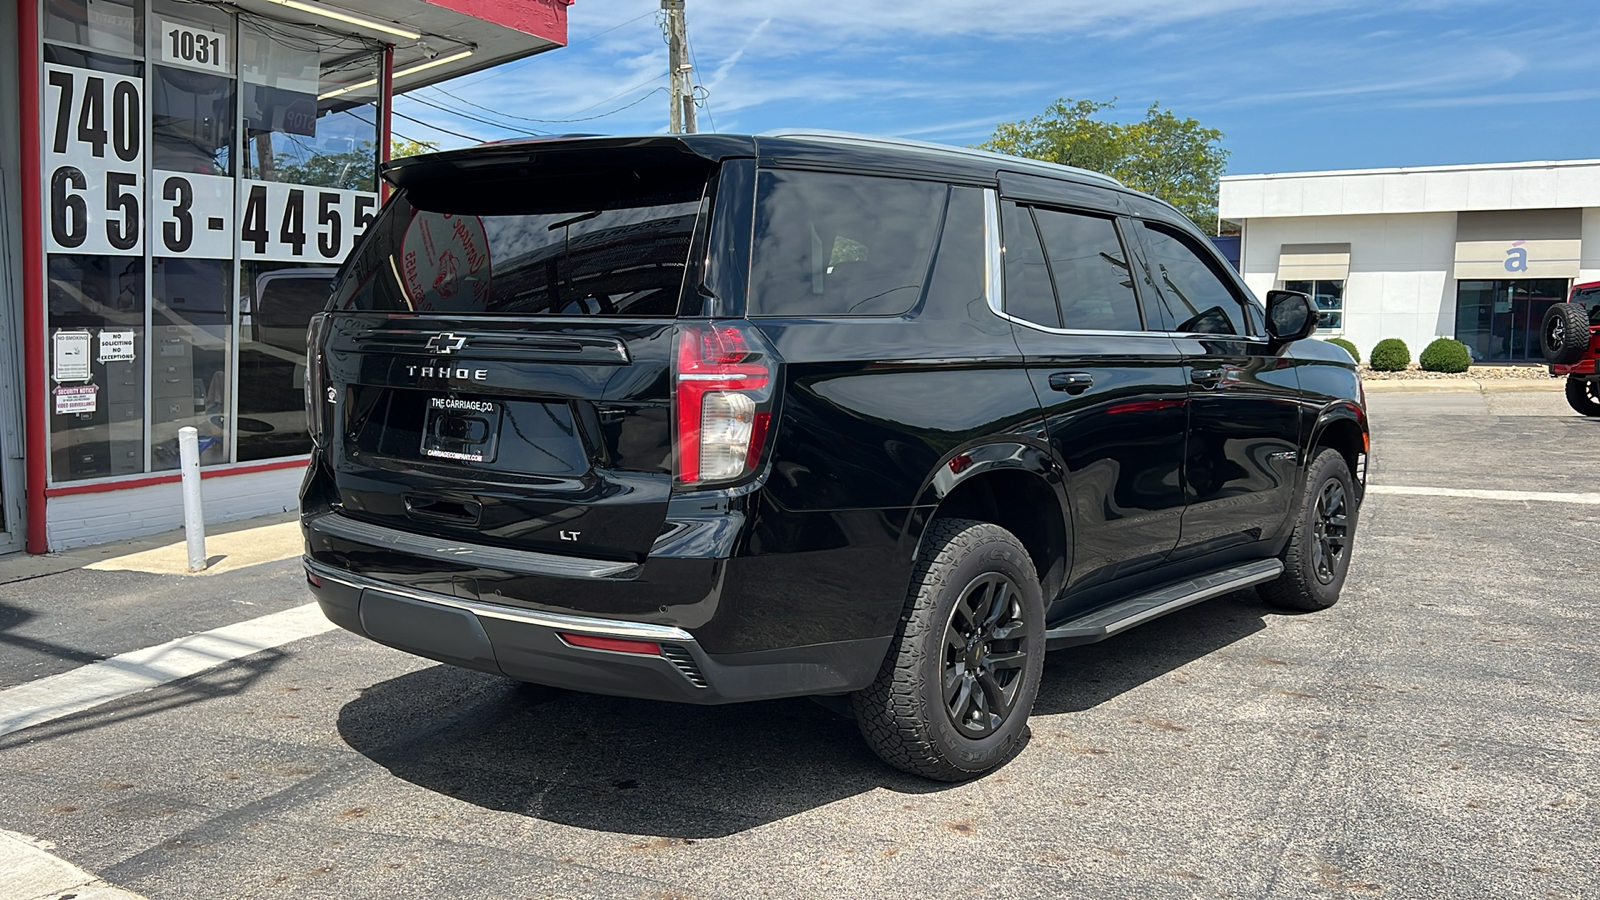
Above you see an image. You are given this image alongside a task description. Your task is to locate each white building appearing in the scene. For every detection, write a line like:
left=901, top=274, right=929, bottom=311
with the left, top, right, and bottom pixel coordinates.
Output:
left=1219, top=159, right=1600, bottom=363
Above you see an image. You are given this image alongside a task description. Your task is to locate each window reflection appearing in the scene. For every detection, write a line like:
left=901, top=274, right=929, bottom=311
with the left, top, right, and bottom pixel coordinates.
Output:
left=151, top=258, right=232, bottom=468
left=151, top=66, right=235, bottom=175
left=240, top=19, right=379, bottom=192
left=238, top=261, right=336, bottom=460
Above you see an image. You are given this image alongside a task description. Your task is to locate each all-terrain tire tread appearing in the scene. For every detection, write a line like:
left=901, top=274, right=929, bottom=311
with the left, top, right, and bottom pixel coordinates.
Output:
left=851, top=518, right=1039, bottom=781
left=1543, top=302, right=1592, bottom=366
left=1261, top=448, right=1354, bottom=612
left=1564, top=377, right=1600, bottom=417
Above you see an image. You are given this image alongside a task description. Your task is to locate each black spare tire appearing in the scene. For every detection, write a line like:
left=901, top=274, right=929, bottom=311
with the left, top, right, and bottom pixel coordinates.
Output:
left=1541, top=302, right=1591, bottom=365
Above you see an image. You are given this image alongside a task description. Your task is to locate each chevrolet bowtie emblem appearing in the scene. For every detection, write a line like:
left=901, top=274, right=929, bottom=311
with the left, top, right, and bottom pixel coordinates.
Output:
left=425, top=332, right=467, bottom=354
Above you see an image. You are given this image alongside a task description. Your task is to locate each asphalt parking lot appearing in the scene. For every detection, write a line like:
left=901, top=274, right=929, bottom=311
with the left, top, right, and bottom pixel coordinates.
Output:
left=1, top=383, right=1596, bottom=900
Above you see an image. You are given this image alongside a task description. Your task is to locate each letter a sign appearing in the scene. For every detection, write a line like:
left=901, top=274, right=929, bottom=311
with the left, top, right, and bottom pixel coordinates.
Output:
left=1505, top=241, right=1529, bottom=273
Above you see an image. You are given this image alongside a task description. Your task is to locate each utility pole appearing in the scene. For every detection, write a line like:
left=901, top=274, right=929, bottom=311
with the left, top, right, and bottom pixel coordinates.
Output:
left=662, top=0, right=697, bottom=134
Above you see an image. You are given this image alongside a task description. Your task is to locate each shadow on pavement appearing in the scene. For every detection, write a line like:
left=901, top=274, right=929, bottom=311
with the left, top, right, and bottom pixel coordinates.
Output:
left=338, top=588, right=1277, bottom=839
left=0, top=600, right=105, bottom=672
left=1036, top=587, right=1273, bottom=715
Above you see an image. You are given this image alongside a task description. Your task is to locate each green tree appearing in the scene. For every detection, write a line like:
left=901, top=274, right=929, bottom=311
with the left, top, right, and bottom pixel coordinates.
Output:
left=274, top=141, right=377, bottom=192
left=391, top=138, right=440, bottom=159
left=978, top=98, right=1230, bottom=233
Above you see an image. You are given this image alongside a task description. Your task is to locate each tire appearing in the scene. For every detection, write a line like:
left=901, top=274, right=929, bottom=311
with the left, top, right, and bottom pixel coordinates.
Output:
left=1565, top=377, right=1600, bottom=417
left=1541, top=302, right=1591, bottom=365
left=852, top=518, right=1045, bottom=781
left=1261, top=448, right=1358, bottom=612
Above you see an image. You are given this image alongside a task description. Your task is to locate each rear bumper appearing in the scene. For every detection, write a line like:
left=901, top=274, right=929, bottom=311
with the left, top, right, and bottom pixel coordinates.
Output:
left=306, top=559, right=889, bottom=704
left=1552, top=360, right=1597, bottom=376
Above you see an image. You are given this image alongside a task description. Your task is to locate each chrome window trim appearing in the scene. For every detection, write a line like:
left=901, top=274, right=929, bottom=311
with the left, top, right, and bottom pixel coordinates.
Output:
left=307, top=559, right=696, bottom=642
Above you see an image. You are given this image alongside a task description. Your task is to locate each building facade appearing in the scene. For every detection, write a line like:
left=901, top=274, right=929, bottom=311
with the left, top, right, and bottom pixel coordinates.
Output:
left=1219, top=159, right=1600, bottom=366
left=6, top=0, right=571, bottom=553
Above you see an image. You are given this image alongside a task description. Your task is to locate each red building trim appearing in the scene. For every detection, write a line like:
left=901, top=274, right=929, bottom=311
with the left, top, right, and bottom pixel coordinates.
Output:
left=420, top=0, right=571, bottom=44
left=43, top=458, right=309, bottom=498
left=380, top=43, right=394, bottom=202
left=19, top=0, right=46, bottom=553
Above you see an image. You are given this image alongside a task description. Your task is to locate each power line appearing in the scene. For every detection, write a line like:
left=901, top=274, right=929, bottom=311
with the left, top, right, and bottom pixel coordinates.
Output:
left=390, top=109, right=485, bottom=143
left=401, top=92, right=550, bottom=136
left=684, top=28, right=716, bottom=133
left=420, top=82, right=669, bottom=125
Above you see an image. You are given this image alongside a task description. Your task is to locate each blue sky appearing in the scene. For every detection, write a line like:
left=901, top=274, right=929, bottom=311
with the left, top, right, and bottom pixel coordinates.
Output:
left=395, top=1, right=1600, bottom=176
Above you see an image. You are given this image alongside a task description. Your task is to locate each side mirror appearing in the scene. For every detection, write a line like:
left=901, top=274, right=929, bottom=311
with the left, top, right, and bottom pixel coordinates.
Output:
left=1265, top=290, right=1318, bottom=345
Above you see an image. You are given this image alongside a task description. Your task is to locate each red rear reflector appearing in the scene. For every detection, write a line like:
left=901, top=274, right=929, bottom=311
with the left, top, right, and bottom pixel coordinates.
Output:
left=558, top=633, right=662, bottom=656
left=306, top=571, right=322, bottom=588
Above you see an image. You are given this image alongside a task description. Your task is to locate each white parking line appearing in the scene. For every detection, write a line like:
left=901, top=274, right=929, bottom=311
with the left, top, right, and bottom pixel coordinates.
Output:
left=1368, top=485, right=1600, bottom=504
left=0, top=603, right=334, bottom=739
left=0, top=828, right=148, bottom=899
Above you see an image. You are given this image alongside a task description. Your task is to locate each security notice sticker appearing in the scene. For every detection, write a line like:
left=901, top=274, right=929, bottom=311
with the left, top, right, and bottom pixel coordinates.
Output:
left=55, top=384, right=99, bottom=415
left=53, top=330, right=93, bottom=382
left=98, top=330, right=136, bottom=363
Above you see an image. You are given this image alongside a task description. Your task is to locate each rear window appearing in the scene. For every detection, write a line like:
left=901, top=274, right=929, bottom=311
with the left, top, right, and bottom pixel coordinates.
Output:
left=331, top=166, right=708, bottom=316
left=749, top=170, right=946, bottom=317
left=1576, top=287, right=1600, bottom=324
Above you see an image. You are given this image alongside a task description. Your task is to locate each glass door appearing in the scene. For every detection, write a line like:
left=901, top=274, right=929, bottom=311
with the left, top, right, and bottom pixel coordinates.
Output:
left=1455, top=278, right=1569, bottom=362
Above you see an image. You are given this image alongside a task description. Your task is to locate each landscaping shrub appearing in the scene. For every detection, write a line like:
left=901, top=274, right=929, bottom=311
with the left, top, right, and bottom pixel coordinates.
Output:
left=1419, top=337, right=1471, bottom=374
left=1368, top=338, right=1410, bottom=372
left=1325, top=337, right=1359, bottom=363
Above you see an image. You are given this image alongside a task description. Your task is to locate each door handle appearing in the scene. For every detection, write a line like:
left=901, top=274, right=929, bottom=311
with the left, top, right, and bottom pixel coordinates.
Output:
left=1190, top=367, right=1224, bottom=387
left=1049, top=372, right=1094, bottom=394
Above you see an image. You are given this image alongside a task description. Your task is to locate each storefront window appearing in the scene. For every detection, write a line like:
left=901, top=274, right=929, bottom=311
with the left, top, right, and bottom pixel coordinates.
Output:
left=1455, top=279, right=1569, bottom=362
left=238, top=261, right=336, bottom=460
left=45, top=0, right=143, bottom=55
left=150, top=259, right=231, bottom=469
left=1283, top=279, right=1344, bottom=331
left=41, top=1, right=380, bottom=486
left=241, top=20, right=379, bottom=192
left=47, top=256, right=147, bottom=481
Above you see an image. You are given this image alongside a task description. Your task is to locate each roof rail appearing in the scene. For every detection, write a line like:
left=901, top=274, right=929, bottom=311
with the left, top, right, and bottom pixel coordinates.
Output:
left=758, top=129, right=1124, bottom=188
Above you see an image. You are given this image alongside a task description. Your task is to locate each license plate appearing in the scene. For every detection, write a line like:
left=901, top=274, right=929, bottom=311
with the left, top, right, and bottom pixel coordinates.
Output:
left=421, top=397, right=501, bottom=463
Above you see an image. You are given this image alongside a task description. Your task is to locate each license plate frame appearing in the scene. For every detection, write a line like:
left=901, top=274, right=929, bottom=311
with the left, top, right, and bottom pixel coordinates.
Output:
left=421, top=397, right=502, bottom=463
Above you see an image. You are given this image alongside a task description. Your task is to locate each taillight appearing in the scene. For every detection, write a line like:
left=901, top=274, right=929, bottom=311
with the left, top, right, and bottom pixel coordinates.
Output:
left=673, top=322, right=777, bottom=486
left=305, top=313, right=332, bottom=447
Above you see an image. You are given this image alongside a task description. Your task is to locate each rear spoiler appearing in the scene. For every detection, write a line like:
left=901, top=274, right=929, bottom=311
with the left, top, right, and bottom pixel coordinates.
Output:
left=382, top=134, right=757, bottom=189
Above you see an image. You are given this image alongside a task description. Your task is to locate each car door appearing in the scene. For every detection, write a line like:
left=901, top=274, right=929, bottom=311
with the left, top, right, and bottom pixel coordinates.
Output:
left=1134, top=218, right=1304, bottom=561
left=996, top=195, right=1188, bottom=608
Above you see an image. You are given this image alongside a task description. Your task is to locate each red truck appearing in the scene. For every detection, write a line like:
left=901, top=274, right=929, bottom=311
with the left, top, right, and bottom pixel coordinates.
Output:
left=1542, top=281, right=1600, bottom=415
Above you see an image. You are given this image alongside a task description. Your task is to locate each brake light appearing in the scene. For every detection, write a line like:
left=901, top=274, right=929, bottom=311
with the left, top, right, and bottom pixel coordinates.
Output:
left=673, top=322, right=776, bottom=485
left=304, top=313, right=332, bottom=447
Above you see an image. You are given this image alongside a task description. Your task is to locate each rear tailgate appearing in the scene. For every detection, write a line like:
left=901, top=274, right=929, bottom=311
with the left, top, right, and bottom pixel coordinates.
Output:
left=317, top=146, right=717, bottom=562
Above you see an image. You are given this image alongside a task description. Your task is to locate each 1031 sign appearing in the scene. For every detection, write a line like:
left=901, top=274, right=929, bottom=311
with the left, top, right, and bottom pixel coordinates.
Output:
left=44, top=64, right=144, bottom=256
left=239, top=180, right=378, bottom=263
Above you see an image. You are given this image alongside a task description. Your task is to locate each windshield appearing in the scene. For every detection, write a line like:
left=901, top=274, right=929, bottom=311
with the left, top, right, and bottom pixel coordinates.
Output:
left=330, top=166, right=708, bottom=317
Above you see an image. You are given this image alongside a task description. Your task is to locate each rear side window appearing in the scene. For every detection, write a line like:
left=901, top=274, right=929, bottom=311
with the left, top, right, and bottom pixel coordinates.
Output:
left=1001, top=201, right=1059, bottom=328
left=749, top=170, right=945, bottom=317
left=1141, top=223, right=1250, bottom=336
left=1031, top=208, right=1142, bottom=331
left=331, top=166, right=707, bottom=316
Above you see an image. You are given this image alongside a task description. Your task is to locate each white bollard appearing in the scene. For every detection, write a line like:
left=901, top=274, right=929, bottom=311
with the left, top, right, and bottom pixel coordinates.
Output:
left=178, top=426, right=207, bottom=572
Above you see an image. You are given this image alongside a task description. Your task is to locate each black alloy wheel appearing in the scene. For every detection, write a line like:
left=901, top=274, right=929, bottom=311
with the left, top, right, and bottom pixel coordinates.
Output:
left=1261, top=447, right=1359, bottom=612
left=943, top=572, right=1031, bottom=737
left=1542, top=302, right=1591, bottom=365
left=853, top=518, right=1045, bottom=781
left=1310, top=479, right=1350, bottom=585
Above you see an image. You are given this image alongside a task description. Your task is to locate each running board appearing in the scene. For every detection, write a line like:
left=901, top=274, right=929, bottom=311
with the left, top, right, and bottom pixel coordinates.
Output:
left=1044, top=559, right=1285, bottom=650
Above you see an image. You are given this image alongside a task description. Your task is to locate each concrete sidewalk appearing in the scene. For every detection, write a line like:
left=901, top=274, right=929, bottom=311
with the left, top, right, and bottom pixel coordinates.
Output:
left=0, top=511, right=303, bottom=583
left=1361, top=375, right=1562, bottom=393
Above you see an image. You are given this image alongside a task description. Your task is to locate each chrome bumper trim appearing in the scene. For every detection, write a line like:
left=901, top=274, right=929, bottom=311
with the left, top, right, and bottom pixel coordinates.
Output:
left=306, top=559, right=694, bottom=642
left=307, top=512, right=640, bottom=580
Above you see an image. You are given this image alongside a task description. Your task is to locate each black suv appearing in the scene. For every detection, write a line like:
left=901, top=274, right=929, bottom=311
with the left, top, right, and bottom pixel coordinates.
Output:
left=301, top=132, right=1367, bottom=780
